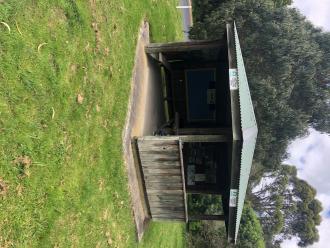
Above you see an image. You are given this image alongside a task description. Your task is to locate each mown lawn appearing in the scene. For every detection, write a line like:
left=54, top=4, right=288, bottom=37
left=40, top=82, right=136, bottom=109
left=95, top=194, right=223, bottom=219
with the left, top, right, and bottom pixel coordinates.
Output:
left=139, top=222, right=185, bottom=248
left=0, top=0, right=184, bottom=247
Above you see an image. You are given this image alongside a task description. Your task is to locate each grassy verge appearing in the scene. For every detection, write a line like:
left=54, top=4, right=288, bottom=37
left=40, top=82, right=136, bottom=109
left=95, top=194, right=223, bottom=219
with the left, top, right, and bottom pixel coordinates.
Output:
left=139, top=222, right=186, bottom=248
left=0, top=0, right=183, bottom=247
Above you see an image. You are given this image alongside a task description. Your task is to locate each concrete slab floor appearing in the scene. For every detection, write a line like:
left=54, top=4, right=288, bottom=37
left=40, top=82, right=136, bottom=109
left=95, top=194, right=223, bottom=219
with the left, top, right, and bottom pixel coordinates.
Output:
left=122, top=20, right=166, bottom=241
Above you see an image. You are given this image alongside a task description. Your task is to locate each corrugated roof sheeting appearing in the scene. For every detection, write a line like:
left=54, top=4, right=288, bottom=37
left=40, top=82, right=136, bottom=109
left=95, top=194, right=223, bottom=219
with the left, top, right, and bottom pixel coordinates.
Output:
left=233, top=22, right=258, bottom=242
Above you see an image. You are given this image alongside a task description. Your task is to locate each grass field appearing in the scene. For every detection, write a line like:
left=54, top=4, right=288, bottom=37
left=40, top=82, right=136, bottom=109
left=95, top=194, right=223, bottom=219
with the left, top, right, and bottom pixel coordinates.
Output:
left=139, top=222, right=185, bottom=248
left=0, top=0, right=184, bottom=247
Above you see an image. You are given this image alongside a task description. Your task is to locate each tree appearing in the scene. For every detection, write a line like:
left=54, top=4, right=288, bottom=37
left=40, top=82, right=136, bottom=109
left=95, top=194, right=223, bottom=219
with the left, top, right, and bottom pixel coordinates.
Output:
left=187, top=203, right=265, bottom=248
left=251, top=165, right=322, bottom=246
left=237, top=203, right=266, bottom=248
left=188, top=194, right=223, bottom=215
left=273, top=0, right=292, bottom=7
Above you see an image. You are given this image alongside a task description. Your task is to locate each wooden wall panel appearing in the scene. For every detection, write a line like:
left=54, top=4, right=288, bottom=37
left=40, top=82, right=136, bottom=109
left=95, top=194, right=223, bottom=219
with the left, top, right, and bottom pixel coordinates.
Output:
left=137, top=137, right=187, bottom=221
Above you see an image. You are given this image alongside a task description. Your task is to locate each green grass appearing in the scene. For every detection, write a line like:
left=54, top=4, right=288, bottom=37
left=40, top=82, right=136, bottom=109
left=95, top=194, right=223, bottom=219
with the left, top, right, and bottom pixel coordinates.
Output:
left=139, top=222, right=186, bottom=248
left=0, top=0, right=184, bottom=247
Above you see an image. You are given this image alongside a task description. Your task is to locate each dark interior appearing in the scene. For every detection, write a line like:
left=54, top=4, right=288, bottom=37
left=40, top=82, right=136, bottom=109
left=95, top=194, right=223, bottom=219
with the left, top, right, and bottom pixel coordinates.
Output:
left=158, top=42, right=232, bottom=131
left=182, top=142, right=231, bottom=219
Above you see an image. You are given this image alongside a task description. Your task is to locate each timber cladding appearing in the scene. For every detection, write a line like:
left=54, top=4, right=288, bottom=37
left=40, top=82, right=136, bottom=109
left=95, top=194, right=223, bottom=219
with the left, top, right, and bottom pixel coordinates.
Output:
left=137, top=137, right=187, bottom=221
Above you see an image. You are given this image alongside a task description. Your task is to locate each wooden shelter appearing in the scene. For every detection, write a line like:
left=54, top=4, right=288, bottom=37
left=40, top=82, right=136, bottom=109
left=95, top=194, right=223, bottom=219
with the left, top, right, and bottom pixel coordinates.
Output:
left=132, top=22, right=258, bottom=243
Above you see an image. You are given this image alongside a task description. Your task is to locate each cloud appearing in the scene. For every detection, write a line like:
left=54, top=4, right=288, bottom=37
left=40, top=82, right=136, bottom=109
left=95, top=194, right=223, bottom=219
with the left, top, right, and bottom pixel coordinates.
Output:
left=283, top=129, right=330, bottom=247
left=317, top=194, right=330, bottom=218
left=285, top=129, right=330, bottom=194
left=282, top=237, right=300, bottom=248
left=293, top=0, right=330, bottom=31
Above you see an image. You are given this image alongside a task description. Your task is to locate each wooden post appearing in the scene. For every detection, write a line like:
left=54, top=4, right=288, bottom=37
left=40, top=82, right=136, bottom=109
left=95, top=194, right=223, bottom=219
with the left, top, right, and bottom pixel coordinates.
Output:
left=186, top=189, right=224, bottom=195
left=227, top=140, right=241, bottom=243
left=131, top=137, right=152, bottom=217
left=159, top=53, right=172, bottom=72
left=177, top=128, right=232, bottom=135
left=179, top=140, right=188, bottom=222
left=145, top=40, right=224, bottom=54
left=226, top=23, right=242, bottom=141
left=189, top=214, right=225, bottom=221
left=174, top=112, right=180, bottom=135
left=180, top=135, right=231, bottom=143
left=138, top=135, right=232, bottom=143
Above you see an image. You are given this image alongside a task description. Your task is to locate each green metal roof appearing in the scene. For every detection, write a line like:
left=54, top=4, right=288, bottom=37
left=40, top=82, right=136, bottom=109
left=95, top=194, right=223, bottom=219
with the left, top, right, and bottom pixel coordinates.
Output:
left=234, top=22, right=258, bottom=242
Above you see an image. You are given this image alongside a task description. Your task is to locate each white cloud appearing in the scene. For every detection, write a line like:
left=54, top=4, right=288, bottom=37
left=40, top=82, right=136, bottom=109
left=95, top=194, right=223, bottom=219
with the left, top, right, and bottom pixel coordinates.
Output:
left=283, top=129, right=330, bottom=248
left=282, top=237, right=300, bottom=248
left=317, top=193, right=330, bottom=216
left=285, top=129, right=330, bottom=194
left=293, top=0, right=330, bottom=31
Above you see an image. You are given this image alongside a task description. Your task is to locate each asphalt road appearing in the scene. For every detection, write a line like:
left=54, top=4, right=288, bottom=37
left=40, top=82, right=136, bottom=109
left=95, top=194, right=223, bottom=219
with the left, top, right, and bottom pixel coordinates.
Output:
left=179, top=0, right=193, bottom=40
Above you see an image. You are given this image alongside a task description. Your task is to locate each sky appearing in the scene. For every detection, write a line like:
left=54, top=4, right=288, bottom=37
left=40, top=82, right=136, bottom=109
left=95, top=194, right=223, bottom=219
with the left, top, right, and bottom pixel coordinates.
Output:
left=281, top=1, right=330, bottom=248
left=292, top=0, right=330, bottom=31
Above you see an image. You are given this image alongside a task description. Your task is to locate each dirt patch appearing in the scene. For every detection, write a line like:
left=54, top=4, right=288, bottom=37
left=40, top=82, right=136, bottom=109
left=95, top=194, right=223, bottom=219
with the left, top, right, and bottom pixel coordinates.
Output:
left=48, top=8, right=67, bottom=29
left=16, top=184, right=23, bottom=197
left=76, top=93, right=84, bottom=104
left=13, top=155, right=31, bottom=167
left=91, top=22, right=101, bottom=52
left=89, top=0, right=101, bottom=53
left=0, top=237, right=13, bottom=248
left=13, top=155, right=32, bottom=178
left=0, top=178, right=8, bottom=196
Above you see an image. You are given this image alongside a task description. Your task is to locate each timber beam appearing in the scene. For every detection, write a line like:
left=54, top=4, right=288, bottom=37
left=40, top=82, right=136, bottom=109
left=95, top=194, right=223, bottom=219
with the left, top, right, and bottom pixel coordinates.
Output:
left=189, top=214, right=225, bottom=221
left=145, top=40, right=224, bottom=54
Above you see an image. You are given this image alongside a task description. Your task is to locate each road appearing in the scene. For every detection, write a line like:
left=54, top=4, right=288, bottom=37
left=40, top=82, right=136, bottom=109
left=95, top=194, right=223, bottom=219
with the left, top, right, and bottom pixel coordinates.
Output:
left=179, top=0, right=193, bottom=40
